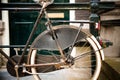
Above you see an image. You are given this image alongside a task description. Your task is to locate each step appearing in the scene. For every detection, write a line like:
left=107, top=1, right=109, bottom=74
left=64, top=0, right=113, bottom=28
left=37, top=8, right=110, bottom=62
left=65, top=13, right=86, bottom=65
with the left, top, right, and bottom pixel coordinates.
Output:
left=100, top=57, right=120, bottom=80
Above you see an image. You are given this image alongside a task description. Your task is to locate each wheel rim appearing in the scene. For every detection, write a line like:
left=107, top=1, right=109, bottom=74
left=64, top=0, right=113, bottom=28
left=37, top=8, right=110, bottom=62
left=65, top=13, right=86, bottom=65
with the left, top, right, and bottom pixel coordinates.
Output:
left=29, top=25, right=102, bottom=80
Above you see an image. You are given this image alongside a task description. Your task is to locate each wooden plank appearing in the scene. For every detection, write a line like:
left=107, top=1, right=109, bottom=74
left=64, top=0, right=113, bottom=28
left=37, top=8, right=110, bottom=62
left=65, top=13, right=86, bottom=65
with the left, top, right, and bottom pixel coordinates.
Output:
left=48, top=13, right=64, bottom=18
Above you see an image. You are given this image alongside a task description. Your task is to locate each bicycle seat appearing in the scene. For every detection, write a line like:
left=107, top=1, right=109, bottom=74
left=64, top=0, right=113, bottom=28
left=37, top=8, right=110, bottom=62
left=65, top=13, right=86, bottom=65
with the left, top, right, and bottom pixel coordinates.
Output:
left=33, top=0, right=54, bottom=7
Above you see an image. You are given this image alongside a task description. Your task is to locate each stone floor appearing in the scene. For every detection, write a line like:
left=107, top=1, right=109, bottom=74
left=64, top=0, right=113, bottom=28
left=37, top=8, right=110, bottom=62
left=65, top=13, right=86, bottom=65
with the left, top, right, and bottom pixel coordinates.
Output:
left=0, top=68, right=91, bottom=80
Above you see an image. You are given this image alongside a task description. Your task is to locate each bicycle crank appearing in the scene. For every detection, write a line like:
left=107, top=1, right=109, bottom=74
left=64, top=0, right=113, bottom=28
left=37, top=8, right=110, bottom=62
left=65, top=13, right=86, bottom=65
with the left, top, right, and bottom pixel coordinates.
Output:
left=6, top=55, right=30, bottom=77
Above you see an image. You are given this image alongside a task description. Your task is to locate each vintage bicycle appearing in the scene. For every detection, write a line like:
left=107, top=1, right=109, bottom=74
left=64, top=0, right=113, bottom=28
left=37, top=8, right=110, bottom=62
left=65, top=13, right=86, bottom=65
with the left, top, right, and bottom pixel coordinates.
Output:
left=0, top=0, right=105, bottom=80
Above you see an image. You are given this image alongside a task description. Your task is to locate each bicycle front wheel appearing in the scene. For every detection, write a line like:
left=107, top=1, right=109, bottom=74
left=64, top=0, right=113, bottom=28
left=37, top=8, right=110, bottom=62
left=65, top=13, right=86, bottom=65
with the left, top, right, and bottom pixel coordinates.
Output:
left=28, top=25, right=103, bottom=80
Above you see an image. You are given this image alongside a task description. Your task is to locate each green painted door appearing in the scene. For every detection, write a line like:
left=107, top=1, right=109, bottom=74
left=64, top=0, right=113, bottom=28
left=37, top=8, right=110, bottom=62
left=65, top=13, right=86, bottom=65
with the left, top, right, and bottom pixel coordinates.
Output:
left=9, top=0, right=69, bottom=56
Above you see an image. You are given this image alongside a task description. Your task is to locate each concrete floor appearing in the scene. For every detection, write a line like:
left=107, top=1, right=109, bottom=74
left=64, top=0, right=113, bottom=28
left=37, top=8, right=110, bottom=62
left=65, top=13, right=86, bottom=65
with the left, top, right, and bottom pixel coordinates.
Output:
left=0, top=68, right=91, bottom=80
left=0, top=69, right=18, bottom=80
left=0, top=57, right=120, bottom=80
left=98, top=57, right=120, bottom=80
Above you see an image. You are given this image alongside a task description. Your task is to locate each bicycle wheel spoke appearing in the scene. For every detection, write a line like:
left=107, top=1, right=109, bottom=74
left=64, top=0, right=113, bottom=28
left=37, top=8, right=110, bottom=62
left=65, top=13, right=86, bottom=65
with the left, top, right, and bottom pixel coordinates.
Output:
left=78, top=41, right=89, bottom=51
left=74, top=48, right=100, bottom=61
left=75, top=59, right=96, bottom=64
left=75, top=64, right=96, bottom=69
left=41, top=66, right=55, bottom=73
left=35, top=53, right=60, bottom=63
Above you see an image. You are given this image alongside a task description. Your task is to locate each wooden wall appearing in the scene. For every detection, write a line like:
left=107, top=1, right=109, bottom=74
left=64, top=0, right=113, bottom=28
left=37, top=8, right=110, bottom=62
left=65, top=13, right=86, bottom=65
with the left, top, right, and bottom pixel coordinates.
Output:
left=75, top=0, right=90, bottom=20
left=100, top=26, right=120, bottom=57
left=100, top=0, right=120, bottom=57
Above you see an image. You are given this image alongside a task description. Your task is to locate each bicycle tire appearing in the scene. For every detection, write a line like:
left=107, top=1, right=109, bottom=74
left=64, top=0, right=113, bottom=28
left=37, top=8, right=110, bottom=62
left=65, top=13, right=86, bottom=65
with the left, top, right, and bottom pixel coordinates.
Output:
left=28, top=25, right=103, bottom=80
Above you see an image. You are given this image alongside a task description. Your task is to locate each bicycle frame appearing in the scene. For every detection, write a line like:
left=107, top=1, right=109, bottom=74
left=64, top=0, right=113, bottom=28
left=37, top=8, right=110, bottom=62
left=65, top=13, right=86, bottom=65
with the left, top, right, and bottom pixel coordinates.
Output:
left=0, top=2, right=104, bottom=69
left=0, top=3, right=46, bottom=67
left=0, top=0, right=71, bottom=71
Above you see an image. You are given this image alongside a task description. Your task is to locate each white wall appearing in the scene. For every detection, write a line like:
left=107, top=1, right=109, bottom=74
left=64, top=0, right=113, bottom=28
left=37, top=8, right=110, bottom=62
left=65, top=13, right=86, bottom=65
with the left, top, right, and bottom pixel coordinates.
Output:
left=1, top=0, right=10, bottom=56
left=69, top=0, right=89, bottom=29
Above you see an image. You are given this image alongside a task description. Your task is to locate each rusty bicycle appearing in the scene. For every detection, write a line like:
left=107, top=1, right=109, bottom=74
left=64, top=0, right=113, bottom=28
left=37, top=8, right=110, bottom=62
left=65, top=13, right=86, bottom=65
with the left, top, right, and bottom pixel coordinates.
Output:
left=0, top=0, right=104, bottom=80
